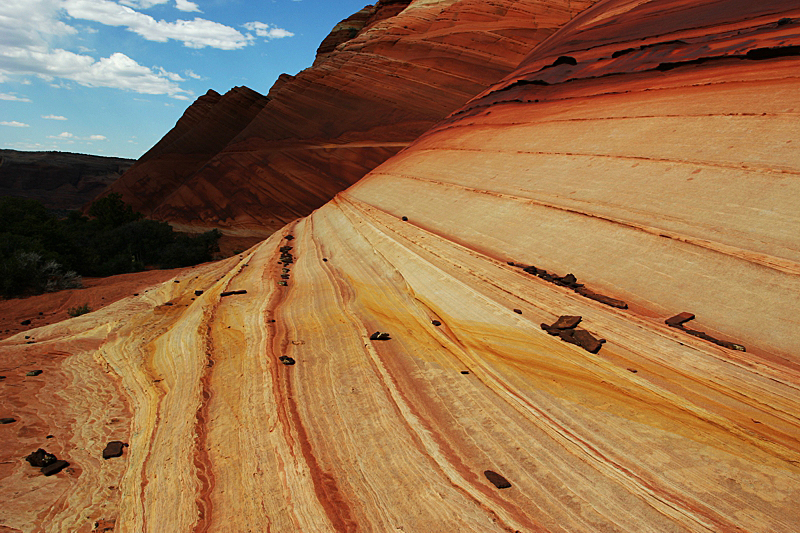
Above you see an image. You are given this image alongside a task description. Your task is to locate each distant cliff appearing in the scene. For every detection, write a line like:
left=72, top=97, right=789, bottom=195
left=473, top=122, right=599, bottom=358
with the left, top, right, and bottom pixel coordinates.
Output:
left=0, top=149, right=134, bottom=211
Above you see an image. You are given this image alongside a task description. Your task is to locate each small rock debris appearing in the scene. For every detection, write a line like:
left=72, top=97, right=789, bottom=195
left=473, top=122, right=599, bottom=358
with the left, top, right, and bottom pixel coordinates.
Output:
left=369, top=331, right=391, bottom=341
left=285, top=235, right=294, bottom=241
left=541, top=316, right=605, bottom=354
left=194, top=290, right=204, bottom=296
left=279, top=356, right=296, bottom=366
left=102, top=441, right=128, bottom=460
left=401, top=216, right=408, bottom=221
left=20, top=319, right=31, bottom=326
left=484, top=470, right=512, bottom=489
left=511, top=263, right=628, bottom=309
left=460, top=371, right=470, bottom=375
left=1, top=417, right=16, bottom=424
left=513, top=309, right=522, bottom=314
left=26, top=370, right=43, bottom=377
left=41, top=460, right=69, bottom=476
left=27, top=449, right=57, bottom=467
left=220, top=290, right=248, bottom=297
left=665, top=312, right=746, bottom=351
left=431, top=320, right=441, bottom=326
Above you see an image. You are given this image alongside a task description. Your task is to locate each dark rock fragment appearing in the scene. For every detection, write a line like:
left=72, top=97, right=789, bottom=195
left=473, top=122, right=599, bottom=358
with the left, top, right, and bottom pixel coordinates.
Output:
left=0, top=375, right=5, bottom=380
left=281, top=274, right=290, bottom=279
left=21, top=319, right=31, bottom=325
left=575, top=287, right=628, bottom=309
left=102, top=441, right=128, bottom=460
left=777, top=17, right=792, bottom=25
left=550, top=315, right=582, bottom=330
left=26, top=448, right=57, bottom=467
left=285, top=235, right=294, bottom=240
left=431, top=320, right=441, bottom=326
left=572, top=329, right=605, bottom=354
left=194, top=290, right=204, bottom=296
left=665, top=312, right=695, bottom=328
left=377, top=333, right=391, bottom=340
left=26, top=370, right=43, bottom=376
left=401, top=216, right=408, bottom=221
left=278, top=281, right=287, bottom=286
left=513, top=309, right=522, bottom=314
left=522, top=266, right=538, bottom=275
left=220, top=290, right=247, bottom=297
left=279, top=356, right=295, bottom=366
left=41, top=460, right=69, bottom=476
left=280, top=246, right=293, bottom=252
left=323, top=258, right=328, bottom=262
left=507, top=262, right=515, bottom=266
left=628, top=368, right=638, bottom=373
left=173, top=280, right=180, bottom=283
left=1, top=417, right=16, bottom=424
left=484, top=470, right=512, bottom=489
left=369, top=331, right=381, bottom=340
left=461, top=371, right=470, bottom=375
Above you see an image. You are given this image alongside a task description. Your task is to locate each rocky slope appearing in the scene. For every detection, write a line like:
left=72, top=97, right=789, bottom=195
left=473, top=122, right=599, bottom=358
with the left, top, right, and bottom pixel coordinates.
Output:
left=1, top=0, right=799, bottom=531
left=102, top=0, right=595, bottom=235
left=0, top=150, right=134, bottom=211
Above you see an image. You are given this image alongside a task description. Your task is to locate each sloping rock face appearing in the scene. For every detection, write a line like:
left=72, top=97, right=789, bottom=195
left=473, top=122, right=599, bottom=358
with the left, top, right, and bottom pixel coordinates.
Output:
left=104, top=0, right=595, bottom=235
left=100, top=87, right=270, bottom=217
left=2, top=0, right=800, bottom=532
left=0, top=150, right=134, bottom=210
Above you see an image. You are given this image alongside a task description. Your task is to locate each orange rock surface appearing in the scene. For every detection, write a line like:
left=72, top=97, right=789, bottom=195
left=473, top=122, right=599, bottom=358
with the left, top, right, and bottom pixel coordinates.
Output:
left=2, top=0, right=800, bottom=532
left=103, top=0, right=594, bottom=236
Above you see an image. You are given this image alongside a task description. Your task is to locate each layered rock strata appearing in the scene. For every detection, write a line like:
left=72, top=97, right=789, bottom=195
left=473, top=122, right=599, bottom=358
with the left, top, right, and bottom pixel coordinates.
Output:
left=103, top=0, right=595, bottom=235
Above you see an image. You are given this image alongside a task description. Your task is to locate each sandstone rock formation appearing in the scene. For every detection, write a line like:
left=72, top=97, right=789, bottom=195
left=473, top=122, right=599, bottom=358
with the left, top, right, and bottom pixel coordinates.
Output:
left=2, top=0, right=799, bottom=531
left=102, top=0, right=594, bottom=235
left=0, top=150, right=133, bottom=211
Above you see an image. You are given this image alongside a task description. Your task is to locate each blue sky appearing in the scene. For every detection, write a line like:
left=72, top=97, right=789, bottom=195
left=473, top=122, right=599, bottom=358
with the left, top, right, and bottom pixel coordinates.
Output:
left=0, top=0, right=371, bottom=159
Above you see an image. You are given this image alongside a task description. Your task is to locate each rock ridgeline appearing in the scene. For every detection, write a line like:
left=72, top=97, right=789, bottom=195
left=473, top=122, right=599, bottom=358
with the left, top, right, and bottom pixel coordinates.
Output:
left=100, top=0, right=595, bottom=235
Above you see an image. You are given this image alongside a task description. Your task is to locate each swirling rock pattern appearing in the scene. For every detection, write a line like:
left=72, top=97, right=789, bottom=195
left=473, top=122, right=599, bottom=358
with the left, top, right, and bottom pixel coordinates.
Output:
left=102, top=0, right=594, bottom=235
left=2, top=0, right=800, bottom=531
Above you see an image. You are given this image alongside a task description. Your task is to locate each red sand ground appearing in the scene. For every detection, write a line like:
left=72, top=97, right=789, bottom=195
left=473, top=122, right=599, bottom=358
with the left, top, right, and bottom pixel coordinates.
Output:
left=0, top=269, right=190, bottom=341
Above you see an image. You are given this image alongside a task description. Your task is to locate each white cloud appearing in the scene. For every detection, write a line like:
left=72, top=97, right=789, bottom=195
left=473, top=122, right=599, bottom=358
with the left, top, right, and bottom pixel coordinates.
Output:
left=184, top=69, right=202, bottom=79
left=89, top=134, right=106, bottom=140
left=42, top=114, right=68, bottom=120
left=243, top=21, right=294, bottom=39
left=62, top=0, right=252, bottom=49
left=0, top=92, right=31, bottom=102
left=55, top=131, right=74, bottom=137
left=0, top=0, right=257, bottom=99
left=175, top=0, right=201, bottom=13
left=1, top=120, right=30, bottom=127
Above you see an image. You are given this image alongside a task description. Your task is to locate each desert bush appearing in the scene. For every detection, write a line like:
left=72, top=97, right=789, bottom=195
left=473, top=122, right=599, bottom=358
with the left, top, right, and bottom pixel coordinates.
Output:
left=0, top=251, right=82, bottom=298
left=67, top=303, right=91, bottom=317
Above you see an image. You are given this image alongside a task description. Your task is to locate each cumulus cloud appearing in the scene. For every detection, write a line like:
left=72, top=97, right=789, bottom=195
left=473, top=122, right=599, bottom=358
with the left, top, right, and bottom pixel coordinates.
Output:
left=243, top=21, right=294, bottom=39
left=89, top=134, right=107, bottom=140
left=42, top=114, right=68, bottom=120
left=0, top=92, right=31, bottom=102
left=175, top=0, right=201, bottom=13
left=54, top=131, right=74, bottom=137
left=62, top=0, right=252, bottom=49
left=184, top=69, right=202, bottom=79
left=1, top=120, right=30, bottom=127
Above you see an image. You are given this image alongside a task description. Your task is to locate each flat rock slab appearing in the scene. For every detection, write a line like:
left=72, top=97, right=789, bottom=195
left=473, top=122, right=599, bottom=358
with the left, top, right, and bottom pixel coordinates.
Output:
left=550, top=315, right=582, bottom=330
left=220, top=290, right=248, bottom=297
left=484, top=470, right=512, bottom=489
left=666, top=312, right=696, bottom=327
left=41, top=460, right=69, bottom=476
left=103, top=441, right=129, bottom=459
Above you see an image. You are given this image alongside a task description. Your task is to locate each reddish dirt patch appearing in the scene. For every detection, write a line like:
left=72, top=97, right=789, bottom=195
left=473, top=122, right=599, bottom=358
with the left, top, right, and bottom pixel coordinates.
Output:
left=0, top=268, right=191, bottom=340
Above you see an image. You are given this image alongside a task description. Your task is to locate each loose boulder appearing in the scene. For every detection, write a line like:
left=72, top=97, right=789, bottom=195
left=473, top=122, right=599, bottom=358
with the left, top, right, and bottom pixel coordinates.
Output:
left=102, top=441, right=128, bottom=460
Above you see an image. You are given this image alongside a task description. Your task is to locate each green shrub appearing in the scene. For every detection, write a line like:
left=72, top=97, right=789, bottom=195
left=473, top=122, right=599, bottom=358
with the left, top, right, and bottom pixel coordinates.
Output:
left=67, top=303, right=91, bottom=317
